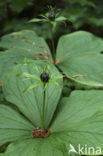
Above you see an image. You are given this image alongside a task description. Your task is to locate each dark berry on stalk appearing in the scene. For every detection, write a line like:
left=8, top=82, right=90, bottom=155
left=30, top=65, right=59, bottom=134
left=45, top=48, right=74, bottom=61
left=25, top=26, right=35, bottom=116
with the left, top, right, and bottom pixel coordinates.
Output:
left=40, top=72, right=50, bottom=83
left=49, top=13, right=55, bottom=20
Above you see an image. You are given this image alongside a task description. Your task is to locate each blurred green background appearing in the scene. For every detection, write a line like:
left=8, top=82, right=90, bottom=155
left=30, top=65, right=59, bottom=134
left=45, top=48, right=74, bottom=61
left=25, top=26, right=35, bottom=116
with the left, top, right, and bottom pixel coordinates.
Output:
left=0, top=0, right=103, bottom=40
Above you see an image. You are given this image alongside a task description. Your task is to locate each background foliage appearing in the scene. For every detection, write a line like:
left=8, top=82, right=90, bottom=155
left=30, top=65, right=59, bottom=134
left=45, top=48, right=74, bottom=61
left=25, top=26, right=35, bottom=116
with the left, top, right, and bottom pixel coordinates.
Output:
left=0, top=0, right=103, bottom=40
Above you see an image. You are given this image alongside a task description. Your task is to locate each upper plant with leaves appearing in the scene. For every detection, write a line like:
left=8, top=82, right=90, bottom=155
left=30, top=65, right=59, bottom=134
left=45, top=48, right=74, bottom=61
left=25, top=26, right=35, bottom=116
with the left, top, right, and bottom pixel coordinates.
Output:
left=29, top=6, right=71, bottom=61
left=0, top=29, right=103, bottom=88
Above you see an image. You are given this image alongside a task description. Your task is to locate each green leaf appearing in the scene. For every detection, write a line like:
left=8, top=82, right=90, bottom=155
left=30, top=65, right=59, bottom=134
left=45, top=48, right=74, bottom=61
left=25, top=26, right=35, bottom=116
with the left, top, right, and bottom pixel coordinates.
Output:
left=58, top=54, right=103, bottom=87
left=2, top=136, right=69, bottom=156
left=55, top=16, right=67, bottom=22
left=51, top=91, right=103, bottom=155
left=0, top=30, right=52, bottom=80
left=3, top=60, right=63, bottom=129
left=88, top=17, right=103, bottom=27
left=0, top=49, right=33, bottom=81
left=10, top=0, right=28, bottom=13
left=23, top=82, right=41, bottom=92
left=0, top=104, right=33, bottom=146
left=56, top=31, right=103, bottom=59
left=29, top=18, right=44, bottom=23
left=56, top=31, right=103, bottom=87
left=0, top=30, right=51, bottom=57
left=68, top=0, right=96, bottom=7
left=55, top=16, right=72, bottom=23
left=2, top=91, right=103, bottom=156
left=51, top=90, right=103, bottom=131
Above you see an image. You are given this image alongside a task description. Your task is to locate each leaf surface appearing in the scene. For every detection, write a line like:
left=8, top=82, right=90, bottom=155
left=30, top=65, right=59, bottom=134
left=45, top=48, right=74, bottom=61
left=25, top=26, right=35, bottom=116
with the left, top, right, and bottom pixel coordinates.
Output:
left=51, top=91, right=103, bottom=155
left=57, top=31, right=103, bottom=87
left=57, top=31, right=103, bottom=59
left=3, top=60, right=63, bottom=129
left=0, top=49, right=33, bottom=80
left=0, top=30, right=51, bottom=57
left=2, top=136, right=69, bottom=156
left=0, top=105, right=33, bottom=146
left=1, top=91, right=103, bottom=155
left=0, top=30, right=52, bottom=80
left=58, top=54, right=103, bottom=87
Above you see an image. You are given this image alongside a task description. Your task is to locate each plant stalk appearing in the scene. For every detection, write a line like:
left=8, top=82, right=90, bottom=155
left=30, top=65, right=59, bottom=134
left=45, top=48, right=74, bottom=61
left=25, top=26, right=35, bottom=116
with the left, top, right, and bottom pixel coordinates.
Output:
left=50, top=23, right=56, bottom=63
left=42, top=83, right=46, bottom=130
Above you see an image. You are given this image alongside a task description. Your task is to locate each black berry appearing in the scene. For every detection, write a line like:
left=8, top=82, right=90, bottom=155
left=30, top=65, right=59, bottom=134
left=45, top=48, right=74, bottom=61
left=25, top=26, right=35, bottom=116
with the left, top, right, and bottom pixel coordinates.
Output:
left=40, top=72, right=50, bottom=83
left=49, top=13, right=55, bottom=20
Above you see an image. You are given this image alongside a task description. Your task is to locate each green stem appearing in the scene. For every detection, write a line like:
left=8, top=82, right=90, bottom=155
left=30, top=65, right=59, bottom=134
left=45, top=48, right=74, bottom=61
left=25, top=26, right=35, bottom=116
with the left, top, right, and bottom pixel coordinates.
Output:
left=50, top=23, right=56, bottom=63
left=42, top=83, right=46, bottom=130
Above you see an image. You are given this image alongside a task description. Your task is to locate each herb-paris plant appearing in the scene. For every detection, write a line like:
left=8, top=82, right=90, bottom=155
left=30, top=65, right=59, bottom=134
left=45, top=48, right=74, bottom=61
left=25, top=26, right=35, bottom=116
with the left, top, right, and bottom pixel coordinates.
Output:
left=0, top=60, right=103, bottom=155
left=1, top=8, right=103, bottom=156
